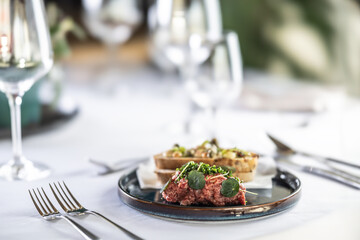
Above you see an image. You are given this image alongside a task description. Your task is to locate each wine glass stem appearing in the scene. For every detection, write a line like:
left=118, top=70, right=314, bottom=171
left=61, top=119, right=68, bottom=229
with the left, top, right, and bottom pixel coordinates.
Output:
left=7, top=93, right=23, bottom=164
left=106, top=44, right=118, bottom=68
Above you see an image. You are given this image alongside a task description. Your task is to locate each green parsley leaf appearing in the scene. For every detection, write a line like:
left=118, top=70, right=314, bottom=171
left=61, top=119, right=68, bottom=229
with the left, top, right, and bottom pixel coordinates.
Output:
left=188, top=170, right=206, bottom=190
left=221, top=178, right=240, bottom=197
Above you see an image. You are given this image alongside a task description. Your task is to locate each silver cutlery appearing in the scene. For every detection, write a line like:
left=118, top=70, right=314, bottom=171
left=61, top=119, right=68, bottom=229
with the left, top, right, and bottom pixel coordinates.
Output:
left=275, top=157, right=360, bottom=189
left=267, top=133, right=360, bottom=189
left=28, top=188, right=100, bottom=240
left=49, top=181, right=143, bottom=240
left=89, top=157, right=149, bottom=175
left=267, top=133, right=360, bottom=169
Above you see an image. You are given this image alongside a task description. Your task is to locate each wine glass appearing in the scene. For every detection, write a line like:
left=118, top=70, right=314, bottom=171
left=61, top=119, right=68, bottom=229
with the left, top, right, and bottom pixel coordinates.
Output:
left=149, top=0, right=223, bottom=134
left=82, top=0, right=143, bottom=45
left=149, top=0, right=222, bottom=72
left=82, top=0, right=143, bottom=90
left=0, top=0, right=53, bottom=181
left=184, top=31, right=243, bottom=138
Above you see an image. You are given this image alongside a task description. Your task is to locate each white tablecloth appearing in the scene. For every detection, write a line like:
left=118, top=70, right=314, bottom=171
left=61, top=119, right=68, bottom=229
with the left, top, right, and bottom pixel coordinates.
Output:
left=0, top=65, right=359, bottom=240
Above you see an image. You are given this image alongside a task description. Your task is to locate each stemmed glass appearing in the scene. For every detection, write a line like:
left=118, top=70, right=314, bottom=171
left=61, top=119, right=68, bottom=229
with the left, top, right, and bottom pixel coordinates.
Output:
left=184, top=31, right=243, bottom=138
left=149, top=0, right=222, bottom=72
left=0, top=0, right=53, bottom=180
left=149, top=0, right=223, bottom=134
left=82, top=0, right=143, bottom=90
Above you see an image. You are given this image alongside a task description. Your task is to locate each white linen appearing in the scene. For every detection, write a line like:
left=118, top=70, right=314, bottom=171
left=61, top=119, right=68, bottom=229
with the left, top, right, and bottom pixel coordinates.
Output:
left=0, top=66, right=359, bottom=240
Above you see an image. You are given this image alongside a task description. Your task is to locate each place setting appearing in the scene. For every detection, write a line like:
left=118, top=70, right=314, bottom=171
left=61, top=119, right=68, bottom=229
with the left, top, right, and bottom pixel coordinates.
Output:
left=0, top=0, right=360, bottom=240
left=118, top=139, right=301, bottom=222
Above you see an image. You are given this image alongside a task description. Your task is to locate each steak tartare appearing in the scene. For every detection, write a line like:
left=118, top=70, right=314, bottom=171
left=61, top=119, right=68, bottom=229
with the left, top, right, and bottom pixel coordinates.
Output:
left=161, top=162, right=246, bottom=206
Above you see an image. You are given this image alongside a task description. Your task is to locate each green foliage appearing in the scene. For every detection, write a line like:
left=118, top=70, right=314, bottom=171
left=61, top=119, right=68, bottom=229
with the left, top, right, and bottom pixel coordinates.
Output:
left=220, top=0, right=337, bottom=81
left=47, top=3, right=86, bottom=60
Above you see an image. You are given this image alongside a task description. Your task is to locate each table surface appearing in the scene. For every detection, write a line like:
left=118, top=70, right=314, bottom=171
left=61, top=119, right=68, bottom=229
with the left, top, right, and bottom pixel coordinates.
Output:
left=0, top=63, right=359, bottom=240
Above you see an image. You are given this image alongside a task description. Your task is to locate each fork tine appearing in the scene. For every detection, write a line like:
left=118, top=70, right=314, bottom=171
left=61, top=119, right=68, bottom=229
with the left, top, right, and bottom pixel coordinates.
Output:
left=57, top=181, right=76, bottom=209
left=41, top=187, right=58, bottom=213
left=32, top=189, right=49, bottom=215
left=62, top=181, right=83, bottom=208
left=52, top=182, right=73, bottom=210
left=49, top=183, right=69, bottom=212
left=37, top=188, right=52, bottom=214
left=28, top=189, right=44, bottom=216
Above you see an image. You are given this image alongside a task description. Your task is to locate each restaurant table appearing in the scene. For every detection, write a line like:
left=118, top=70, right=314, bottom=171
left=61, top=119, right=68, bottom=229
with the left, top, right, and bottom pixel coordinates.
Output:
left=0, top=63, right=359, bottom=240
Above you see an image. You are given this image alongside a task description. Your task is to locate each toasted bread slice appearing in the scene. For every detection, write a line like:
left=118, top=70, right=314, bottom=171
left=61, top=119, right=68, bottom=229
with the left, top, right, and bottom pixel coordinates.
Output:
left=154, top=169, right=175, bottom=184
left=154, top=153, right=258, bottom=184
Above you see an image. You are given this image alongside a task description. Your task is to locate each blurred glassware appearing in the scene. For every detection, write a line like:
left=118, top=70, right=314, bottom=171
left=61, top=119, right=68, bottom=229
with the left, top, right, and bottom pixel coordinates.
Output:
left=0, top=3, right=85, bottom=130
left=148, top=0, right=224, bottom=135
left=184, top=31, right=243, bottom=138
left=0, top=0, right=53, bottom=180
left=82, top=0, right=143, bottom=91
left=148, top=0, right=222, bottom=73
left=82, top=0, right=142, bottom=45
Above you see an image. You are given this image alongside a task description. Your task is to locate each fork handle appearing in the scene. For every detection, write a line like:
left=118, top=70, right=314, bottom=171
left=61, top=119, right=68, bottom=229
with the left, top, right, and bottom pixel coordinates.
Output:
left=60, top=215, right=101, bottom=240
left=86, top=210, right=143, bottom=240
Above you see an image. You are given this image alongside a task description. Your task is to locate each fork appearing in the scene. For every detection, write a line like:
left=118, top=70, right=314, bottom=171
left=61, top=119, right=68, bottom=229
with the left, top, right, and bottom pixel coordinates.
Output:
left=28, top=188, right=100, bottom=240
left=49, top=181, right=143, bottom=240
left=89, top=157, right=149, bottom=176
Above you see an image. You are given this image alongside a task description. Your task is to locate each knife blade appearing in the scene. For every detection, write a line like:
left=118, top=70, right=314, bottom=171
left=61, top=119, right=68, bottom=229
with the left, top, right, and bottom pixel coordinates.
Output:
left=267, top=133, right=360, bottom=170
left=275, top=157, right=360, bottom=189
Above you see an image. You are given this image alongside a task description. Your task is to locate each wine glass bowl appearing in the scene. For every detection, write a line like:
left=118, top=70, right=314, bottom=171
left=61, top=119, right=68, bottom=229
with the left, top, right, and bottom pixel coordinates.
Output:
left=82, top=0, right=143, bottom=92
left=185, top=31, right=242, bottom=109
left=161, top=33, right=213, bottom=68
left=0, top=0, right=53, bottom=181
left=149, top=0, right=223, bottom=70
left=82, top=0, right=143, bottom=45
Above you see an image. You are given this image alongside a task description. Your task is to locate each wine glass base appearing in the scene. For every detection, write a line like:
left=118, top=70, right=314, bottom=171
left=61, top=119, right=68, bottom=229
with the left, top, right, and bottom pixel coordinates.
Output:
left=0, top=160, right=50, bottom=181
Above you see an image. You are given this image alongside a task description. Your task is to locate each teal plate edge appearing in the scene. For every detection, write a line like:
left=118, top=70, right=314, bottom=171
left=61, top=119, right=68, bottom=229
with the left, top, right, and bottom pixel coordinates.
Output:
left=117, top=168, right=301, bottom=222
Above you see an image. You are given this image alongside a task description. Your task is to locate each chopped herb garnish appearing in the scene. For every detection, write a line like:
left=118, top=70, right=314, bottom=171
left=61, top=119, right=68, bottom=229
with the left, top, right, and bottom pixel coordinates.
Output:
left=174, top=161, right=234, bottom=183
left=160, top=179, right=171, bottom=194
left=219, top=166, right=236, bottom=174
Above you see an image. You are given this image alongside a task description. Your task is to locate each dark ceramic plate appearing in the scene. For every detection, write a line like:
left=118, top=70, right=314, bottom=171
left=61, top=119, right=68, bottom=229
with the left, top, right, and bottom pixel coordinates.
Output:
left=117, top=168, right=301, bottom=222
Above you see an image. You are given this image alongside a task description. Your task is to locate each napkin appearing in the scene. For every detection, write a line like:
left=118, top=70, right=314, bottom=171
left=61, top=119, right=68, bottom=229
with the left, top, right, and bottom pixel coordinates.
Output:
left=136, top=156, right=277, bottom=189
left=136, top=159, right=163, bottom=189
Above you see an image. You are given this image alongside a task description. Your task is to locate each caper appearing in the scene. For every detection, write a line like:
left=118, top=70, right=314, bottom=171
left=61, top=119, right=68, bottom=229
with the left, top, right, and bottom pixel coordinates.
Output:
left=206, top=149, right=213, bottom=158
left=210, top=145, right=218, bottom=154
left=189, top=149, right=195, bottom=156
left=210, top=138, right=219, bottom=147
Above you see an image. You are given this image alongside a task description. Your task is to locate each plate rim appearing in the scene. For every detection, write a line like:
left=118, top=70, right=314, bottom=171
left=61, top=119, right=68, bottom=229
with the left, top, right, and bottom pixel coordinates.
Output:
left=117, top=168, right=302, bottom=221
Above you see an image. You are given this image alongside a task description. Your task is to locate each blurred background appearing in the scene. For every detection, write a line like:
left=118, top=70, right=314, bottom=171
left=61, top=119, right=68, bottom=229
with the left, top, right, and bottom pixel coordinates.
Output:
left=44, top=0, right=360, bottom=85
left=0, top=0, right=359, bottom=235
left=1, top=0, right=360, bottom=136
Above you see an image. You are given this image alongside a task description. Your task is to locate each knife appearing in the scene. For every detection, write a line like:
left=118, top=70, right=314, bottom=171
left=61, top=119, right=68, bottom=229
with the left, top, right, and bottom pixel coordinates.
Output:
left=275, top=157, right=360, bottom=189
left=267, top=133, right=360, bottom=170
